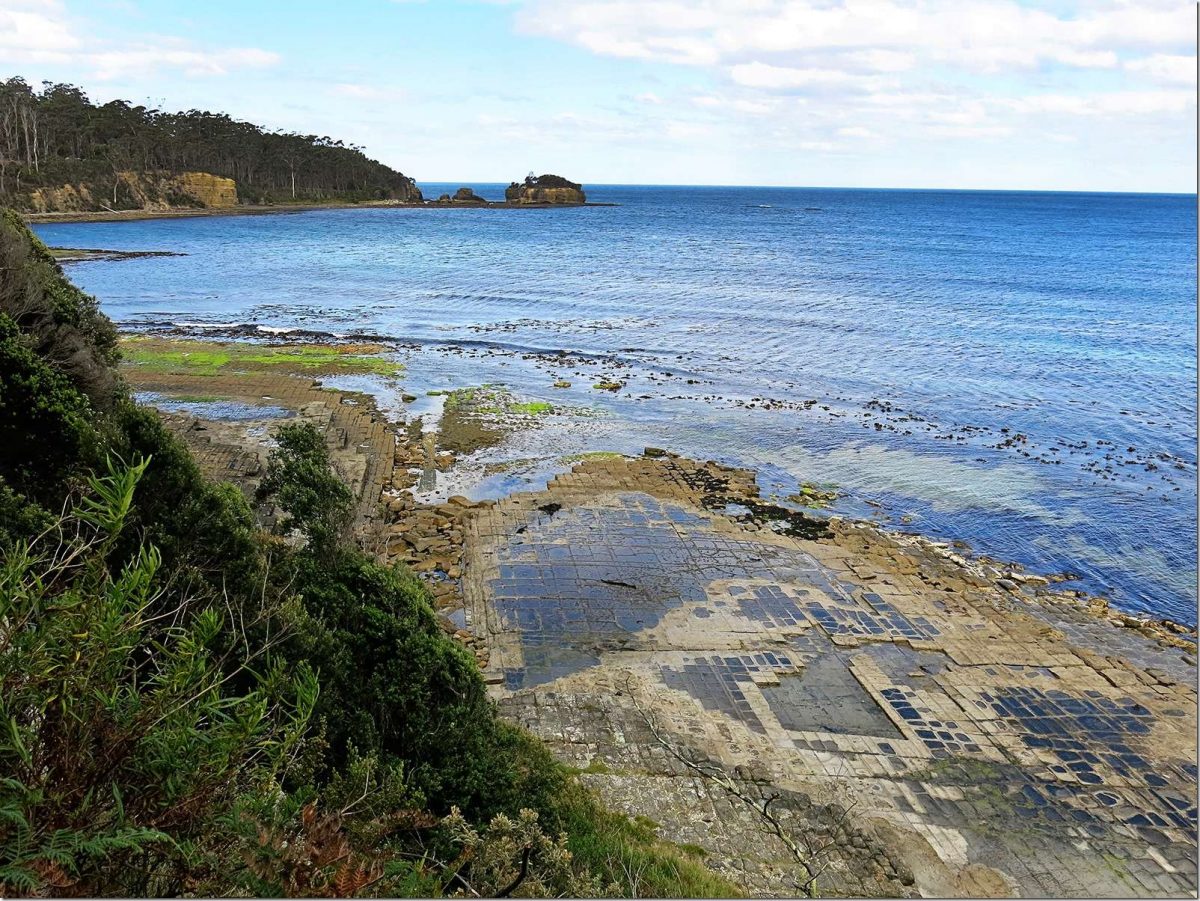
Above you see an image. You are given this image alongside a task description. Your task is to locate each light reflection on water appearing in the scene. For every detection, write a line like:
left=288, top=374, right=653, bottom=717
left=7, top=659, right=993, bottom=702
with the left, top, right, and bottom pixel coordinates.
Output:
left=35, top=186, right=1197, bottom=624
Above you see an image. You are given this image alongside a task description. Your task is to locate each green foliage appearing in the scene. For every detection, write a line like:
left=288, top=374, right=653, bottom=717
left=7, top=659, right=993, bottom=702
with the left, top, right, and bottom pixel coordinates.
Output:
left=75, top=453, right=149, bottom=546
left=0, top=482, right=53, bottom=549
left=546, top=783, right=743, bottom=899
left=258, top=422, right=353, bottom=551
left=0, top=312, right=99, bottom=505
left=439, top=806, right=610, bottom=898
left=109, top=400, right=264, bottom=598
left=280, top=548, right=557, bottom=819
left=0, top=458, right=316, bottom=896
left=0, top=209, right=120, bottom=407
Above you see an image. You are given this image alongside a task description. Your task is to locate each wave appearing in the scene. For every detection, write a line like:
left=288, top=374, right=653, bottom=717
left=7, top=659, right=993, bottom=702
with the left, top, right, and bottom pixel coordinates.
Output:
left=117, top=318, right=654, bottom=368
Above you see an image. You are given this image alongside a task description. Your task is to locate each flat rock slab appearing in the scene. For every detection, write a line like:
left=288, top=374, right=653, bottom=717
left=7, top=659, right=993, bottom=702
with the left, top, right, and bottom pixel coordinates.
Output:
left=126, top=367, right=396, bottom=534
left=463, top=455, right=1197, bottom=898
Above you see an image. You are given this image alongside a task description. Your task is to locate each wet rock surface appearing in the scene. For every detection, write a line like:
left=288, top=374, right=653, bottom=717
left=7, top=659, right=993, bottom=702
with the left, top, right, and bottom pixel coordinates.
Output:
left=125, top=340, right=1198, bottom=898
left=456, top=455, right=1197, bottom=898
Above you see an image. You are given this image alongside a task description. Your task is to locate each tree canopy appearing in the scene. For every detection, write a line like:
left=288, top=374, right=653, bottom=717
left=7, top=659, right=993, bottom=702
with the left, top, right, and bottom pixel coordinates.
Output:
left=0, top=77, right=421, bottom=208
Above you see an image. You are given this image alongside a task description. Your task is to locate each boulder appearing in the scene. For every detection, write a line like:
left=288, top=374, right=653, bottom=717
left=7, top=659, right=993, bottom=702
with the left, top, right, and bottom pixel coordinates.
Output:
left=450, top=186, right=488, bottom=205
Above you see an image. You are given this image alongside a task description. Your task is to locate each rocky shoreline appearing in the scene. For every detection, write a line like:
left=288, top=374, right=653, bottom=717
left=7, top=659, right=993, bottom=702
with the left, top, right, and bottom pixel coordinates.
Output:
left=116, top=332, right=1197, bottom=647
left=49, top=246, right=186, bottom=263
left=119, top=332, right=1197, bottom=898
left=25, top=196, right=614, bottom=225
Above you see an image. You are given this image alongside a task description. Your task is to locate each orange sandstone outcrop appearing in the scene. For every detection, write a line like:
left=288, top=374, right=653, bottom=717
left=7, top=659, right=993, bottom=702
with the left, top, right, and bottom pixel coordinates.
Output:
left=504, top=173, right=585, bottom=205
left=29, top=171, right=237, bottom=213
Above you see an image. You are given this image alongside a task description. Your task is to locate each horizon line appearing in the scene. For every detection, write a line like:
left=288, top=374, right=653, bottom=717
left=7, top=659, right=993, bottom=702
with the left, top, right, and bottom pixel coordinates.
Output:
left=411, top=180, right=1196, bottom=197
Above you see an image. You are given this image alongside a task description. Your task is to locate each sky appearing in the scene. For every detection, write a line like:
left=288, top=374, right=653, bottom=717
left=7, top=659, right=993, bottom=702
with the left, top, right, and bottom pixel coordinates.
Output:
left=0, top=0, right=1195, bottom=192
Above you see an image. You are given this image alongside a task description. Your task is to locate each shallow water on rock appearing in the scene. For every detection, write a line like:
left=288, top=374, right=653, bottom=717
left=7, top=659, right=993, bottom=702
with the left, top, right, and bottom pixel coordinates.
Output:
left=37, top=187, right=1197, bottom=623
left=133, top=391, right=294, bottom=421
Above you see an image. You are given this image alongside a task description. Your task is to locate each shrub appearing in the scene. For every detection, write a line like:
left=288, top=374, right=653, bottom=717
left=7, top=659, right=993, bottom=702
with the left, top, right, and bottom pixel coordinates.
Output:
left=0, top=312, right=99, bottom=506
left=0, top=208, right=120, bottom=411
left=0, top=457, right=316, bottom=897
left=110, top=401, right=263, bottom=594
left=256, top=422, right=352, bottom=552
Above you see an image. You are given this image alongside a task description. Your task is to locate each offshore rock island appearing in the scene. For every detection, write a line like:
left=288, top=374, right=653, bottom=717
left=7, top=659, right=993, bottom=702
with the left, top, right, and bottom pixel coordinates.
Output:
left=505, top=173, right=587, bottom=205
left=432, top=177, right=590, bottom=208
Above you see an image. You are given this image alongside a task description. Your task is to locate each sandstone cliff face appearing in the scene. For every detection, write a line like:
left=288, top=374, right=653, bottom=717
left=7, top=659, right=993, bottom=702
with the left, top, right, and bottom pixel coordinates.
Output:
left=505, top=174, right=585, bottom=205
left=163, top=172, right=238, bottom=207
left=28, top=183, right=97, bottom=213
left=28, top=171, right=238, bottom=213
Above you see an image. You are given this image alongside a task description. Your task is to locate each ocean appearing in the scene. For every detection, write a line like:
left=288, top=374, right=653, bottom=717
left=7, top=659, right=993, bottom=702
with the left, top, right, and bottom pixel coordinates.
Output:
left=31, top=184, right=1198, bottom=625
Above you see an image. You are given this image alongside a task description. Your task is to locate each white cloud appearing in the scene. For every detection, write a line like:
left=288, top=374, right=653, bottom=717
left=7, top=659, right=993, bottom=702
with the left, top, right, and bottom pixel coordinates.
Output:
left=844, top=49, right=916, bottom=73
left=0, top=0, right=78, bottom=56
left=686, top=91, right=778, bottom=114
left=89, top=45, right=279, bottom=79
left=511, top=0, right=1195, bottom=176
left=729, top=61, right=890, bottom=92
left=1125, top=54, right=1195, bottom=86
left=0, top=0, right=280, bottom=78
left=516, top=0, right=1192, bottom=74
left=925, top=123, right=1012, bottom=139
left=1002, top=90, right=1193, bottom=117
left=331, top=82, right=407, bottom=101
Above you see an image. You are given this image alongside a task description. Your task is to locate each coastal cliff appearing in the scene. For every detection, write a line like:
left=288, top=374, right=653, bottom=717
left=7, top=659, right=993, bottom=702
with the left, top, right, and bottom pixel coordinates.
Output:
left=505, top=173, right=586, bottom=205
left=28, top=171, right=238, bottom=213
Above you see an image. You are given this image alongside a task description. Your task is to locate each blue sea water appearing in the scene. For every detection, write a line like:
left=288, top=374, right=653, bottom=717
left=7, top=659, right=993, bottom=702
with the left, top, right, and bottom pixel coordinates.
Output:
left=32, top=185, right=1198, bottom=624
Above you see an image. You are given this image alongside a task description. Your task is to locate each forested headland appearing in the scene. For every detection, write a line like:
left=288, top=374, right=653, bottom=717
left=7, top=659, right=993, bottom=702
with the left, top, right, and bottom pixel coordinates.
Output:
left=0, top=78, right=422, bottom=212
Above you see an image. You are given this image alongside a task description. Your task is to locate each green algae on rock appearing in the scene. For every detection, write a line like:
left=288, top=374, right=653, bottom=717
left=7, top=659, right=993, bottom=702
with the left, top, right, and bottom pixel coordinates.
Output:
left=119, top=336, right=404, bottom=378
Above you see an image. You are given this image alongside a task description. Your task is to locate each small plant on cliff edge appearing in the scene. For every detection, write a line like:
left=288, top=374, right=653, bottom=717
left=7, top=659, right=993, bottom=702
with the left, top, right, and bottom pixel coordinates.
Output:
left=438, top=806, right=611, bottom=898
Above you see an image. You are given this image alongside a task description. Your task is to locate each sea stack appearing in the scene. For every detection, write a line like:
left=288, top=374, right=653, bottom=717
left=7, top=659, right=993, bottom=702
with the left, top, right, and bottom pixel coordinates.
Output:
left=505, top=173, right=586, bottom=205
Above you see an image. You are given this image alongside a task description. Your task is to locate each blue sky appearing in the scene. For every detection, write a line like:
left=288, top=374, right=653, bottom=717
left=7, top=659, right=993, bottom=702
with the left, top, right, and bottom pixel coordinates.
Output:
left=1, top=0, right=1194, bottom=191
